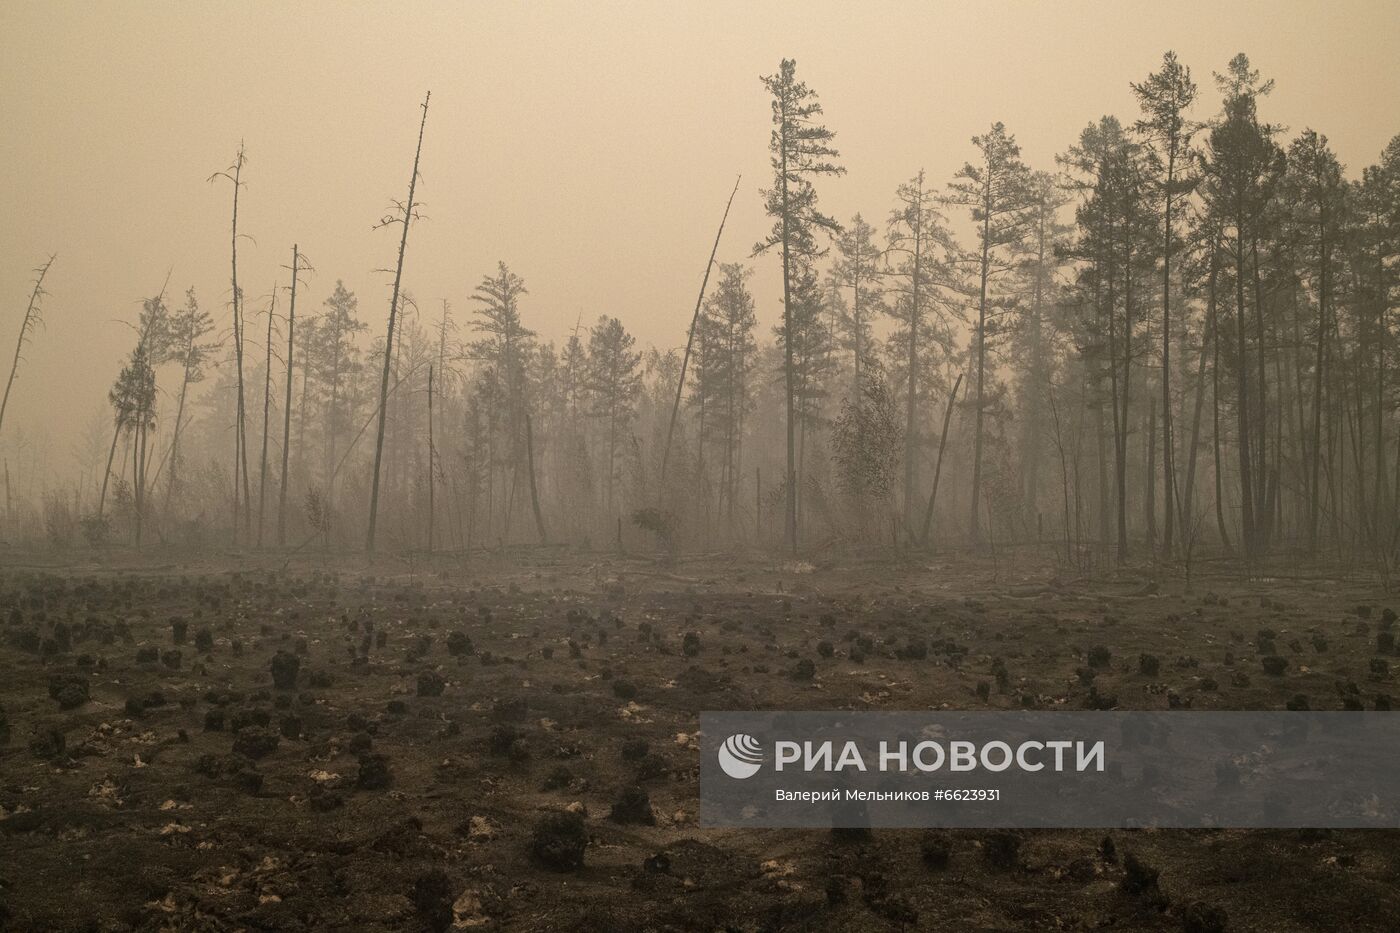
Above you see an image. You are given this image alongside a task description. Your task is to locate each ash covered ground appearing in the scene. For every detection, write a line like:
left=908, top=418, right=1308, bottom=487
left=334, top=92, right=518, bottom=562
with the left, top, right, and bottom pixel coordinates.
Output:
left=2, top=548, right=1398, bottom=931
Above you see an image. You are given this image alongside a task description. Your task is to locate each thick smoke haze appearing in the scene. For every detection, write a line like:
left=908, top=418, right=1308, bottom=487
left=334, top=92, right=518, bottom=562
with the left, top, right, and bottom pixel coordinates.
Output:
left=1, top=0, right=1396, bottom=486
left=7, top=6, right=1400, bottom=928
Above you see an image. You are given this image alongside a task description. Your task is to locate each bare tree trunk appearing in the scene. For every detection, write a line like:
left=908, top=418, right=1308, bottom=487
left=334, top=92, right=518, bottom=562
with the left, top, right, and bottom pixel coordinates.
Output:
left=1234, top=228, right=1256, bottom=559
left=780, top=133, right=798, bottom=555
left=919, top=373, right=963, bottom=547
left=1160, top=148, right=1177, bottom=557
left=1048, top=381, right=1073, bottom=564
left=903, top=179, right=924, bottom=538
left=1116, top=246, right=1134, bottom=563
left=526, top=412, right=547, bottom=544
left=427, top=363, right=435, bottom=552
left=1145, top=402, right=1157, bottom=547
left=367, top=91, right=430, bottom=555
left=98, top=420, right=122, bottom=518
left=1211, top=257, right=1234, bottom=554
left=1180, top=289, right=1212, bottom=536
left=257, top=293, right=274, bottom=547
left=1251, top=237, right=1272, bottom=548
left=0, top=255, right=56, bottom=440
left=1374, top=265, right=1388, bottom=537
left=212, top=145, right=251, bottom=545
left=163, top=337, right=196, bottom=521
left=134, top=413, right=147, bottom=546
left=970, top=174, right=992, bottom=545
left=277, top=245, right=300, bottom=547
left=1095, top=399, right=1111, bottom=550
left=660, top=176, right=740, bottom=485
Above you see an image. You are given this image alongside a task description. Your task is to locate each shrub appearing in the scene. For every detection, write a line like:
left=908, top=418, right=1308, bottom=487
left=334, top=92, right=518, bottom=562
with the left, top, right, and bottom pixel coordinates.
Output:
left=981, top=831, right=1020, bottom=870
left=531, top=811, right=587, bottom=870
left=232, top=727, right=279, bottom=760
left=920, top=831, right=951, bottom=869
left=608, top=785, right=655, bottom=825
left=446, top=630, right=474, bottom=657
left=270, top=651, right=300, bottom=690
left=356, top=752, right=392, bottom=789
left=413, top=870, right=455, bottom=933
left=48, top=674, right=89, bottom=710
left=1183, top=902, right=1228, bottom=933
left=1120, top=852, right=1164, bottom=903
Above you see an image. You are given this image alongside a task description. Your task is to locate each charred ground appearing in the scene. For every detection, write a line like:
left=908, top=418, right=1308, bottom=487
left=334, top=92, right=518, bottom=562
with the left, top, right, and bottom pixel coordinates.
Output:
left=1, top=548, right=1398, bottom=931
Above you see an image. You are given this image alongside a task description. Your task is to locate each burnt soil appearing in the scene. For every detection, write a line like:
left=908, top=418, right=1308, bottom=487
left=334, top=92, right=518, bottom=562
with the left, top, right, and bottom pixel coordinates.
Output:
left=1, top=547, right=1398, bottom=931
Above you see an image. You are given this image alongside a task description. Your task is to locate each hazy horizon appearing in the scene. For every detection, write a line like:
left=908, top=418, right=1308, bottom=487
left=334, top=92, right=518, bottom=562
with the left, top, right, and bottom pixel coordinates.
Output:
left=3, top=0, right=1397, bottom=488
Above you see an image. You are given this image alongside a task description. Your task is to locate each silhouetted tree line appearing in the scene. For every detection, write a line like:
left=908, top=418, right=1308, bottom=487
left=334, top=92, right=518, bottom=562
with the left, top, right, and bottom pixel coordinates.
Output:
left=3, top=52, right=1398, bottom=572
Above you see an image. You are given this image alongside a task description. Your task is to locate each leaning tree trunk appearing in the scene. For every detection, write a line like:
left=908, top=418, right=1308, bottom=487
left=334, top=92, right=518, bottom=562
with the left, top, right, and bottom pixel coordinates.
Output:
left=0, top=255, right=56, bottom=441
left=660, top=176, right=740, bottom=485
left=162, top=344, right=195, bottom=521
left=367, top=91, right=430, bottom=556
left=920, top=373, right=963, bottom=547
left=98, top=419, right=122, bottom=517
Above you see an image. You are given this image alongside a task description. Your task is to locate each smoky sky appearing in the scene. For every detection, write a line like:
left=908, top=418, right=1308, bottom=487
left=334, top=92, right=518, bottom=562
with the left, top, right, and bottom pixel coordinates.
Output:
left=1, top=0, right=1396, bottom=483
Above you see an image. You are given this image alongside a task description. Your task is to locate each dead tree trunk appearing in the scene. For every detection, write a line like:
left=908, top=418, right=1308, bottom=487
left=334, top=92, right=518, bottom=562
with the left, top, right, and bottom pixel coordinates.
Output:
left=1234, top=230, right=1256, bottom=558
left=1180, top=287, right=1213, bottom=537
left=257, top=291, right=275, bottom=547
left=970, top=179, right=992, bottom=545
left=526, top=412, right=547, bottom=544
left=1211, top=256, right=1234, bottom=554
left=427, top=363, right=435, bottom=552
left=660, top=175, right=741, bottom=486
left=0, top=255, right=56, bottom=441
left=98, top=419, right=122, bottom=519
left=919, top=373, right=963, bottom=547
left=367, top=91, right=430, bottom=556
left=277, top=245, right=301, bottom=547
left=1145, top=402, right=1157, bottom=546
left=210, top=145, right=251, bottom=544
left=1048, top=381, right=1074, bottom=563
